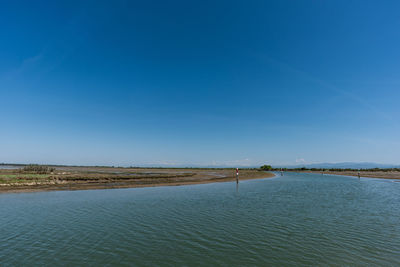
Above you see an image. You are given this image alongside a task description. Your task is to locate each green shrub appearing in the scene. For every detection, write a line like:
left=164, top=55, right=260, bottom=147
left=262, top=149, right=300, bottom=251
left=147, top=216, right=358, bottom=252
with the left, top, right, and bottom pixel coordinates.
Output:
left=22, top=164, right=55, bottom=174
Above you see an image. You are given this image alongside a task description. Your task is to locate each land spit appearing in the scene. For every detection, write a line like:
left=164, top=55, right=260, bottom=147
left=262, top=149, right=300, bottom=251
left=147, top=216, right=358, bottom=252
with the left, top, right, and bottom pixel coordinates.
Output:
left=0, top=166, right=275, bottom=193
left=293, top=170, right=400, bottom=180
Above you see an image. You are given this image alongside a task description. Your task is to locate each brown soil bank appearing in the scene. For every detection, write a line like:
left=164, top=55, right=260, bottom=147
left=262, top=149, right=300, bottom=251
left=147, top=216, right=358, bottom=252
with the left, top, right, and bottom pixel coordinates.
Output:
left=0, top=167, right=275, bottom=193
left=295, top=170, right=400, bottom=180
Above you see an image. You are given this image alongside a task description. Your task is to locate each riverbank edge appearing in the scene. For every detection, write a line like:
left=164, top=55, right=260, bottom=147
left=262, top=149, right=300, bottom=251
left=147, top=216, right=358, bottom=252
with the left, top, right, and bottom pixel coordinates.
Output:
left=289, top=170, right=400, bottom=180
left=0, top=171, right=275, bottom=194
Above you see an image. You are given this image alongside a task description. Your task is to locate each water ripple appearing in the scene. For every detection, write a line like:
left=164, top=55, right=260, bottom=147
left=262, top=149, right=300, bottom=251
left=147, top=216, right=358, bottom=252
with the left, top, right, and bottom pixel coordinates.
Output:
left=1, top=173, right=400, bottom=266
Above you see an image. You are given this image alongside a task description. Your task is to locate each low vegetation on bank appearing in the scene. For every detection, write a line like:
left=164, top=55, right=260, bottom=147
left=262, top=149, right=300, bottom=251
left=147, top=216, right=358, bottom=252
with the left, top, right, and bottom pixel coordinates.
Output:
left=2, top=162, right=399, bottom=192
left=260, top=165, right=400, bottom=172
left=21, top=164, right=55, bottom=174
left=0, top=165, right=274, bottom=192
left=259, top=164, right=400, bottom=179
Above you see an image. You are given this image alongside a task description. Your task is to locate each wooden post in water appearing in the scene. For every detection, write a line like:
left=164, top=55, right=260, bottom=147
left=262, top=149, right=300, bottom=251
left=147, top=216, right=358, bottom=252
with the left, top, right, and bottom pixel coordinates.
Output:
left=236, top=168, right=239, bottom=184
left=358, top=170, right=360, bottom=179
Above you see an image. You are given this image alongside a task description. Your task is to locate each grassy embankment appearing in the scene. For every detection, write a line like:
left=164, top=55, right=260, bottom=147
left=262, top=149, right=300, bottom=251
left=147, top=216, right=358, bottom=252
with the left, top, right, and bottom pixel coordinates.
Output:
left=0, top=165, right=274, bottom=193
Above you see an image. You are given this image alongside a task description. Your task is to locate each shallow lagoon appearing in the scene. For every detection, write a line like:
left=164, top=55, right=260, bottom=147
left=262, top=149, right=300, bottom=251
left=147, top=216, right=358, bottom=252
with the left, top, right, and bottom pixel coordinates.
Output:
left=1, top=172, right=399, bottom=266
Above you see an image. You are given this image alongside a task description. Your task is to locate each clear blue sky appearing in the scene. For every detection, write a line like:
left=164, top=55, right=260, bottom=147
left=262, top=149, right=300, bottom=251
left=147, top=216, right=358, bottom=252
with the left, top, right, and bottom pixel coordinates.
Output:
left=1, top=0, right=400, bottom=167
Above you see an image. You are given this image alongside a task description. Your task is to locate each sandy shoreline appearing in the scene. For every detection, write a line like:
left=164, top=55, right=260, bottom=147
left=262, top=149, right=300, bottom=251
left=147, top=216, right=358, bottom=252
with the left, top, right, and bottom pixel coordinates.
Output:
left=0, top=168, right=275, bottom=194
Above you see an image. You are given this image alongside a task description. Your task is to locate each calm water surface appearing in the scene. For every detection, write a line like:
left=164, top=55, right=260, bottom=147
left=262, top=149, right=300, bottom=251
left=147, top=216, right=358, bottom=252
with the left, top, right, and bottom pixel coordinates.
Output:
left=0, top=166, right=20, bottom=169
left=1, top=172, right=400, bottom=266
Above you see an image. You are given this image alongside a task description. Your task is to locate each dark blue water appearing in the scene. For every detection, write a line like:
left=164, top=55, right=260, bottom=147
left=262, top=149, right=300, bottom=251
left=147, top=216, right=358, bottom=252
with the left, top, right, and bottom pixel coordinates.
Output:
left=1, top=172, right=399, bottom=266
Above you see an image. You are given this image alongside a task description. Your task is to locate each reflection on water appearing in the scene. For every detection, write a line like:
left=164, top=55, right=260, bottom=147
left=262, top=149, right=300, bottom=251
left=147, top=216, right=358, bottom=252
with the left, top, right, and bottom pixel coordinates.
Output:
left=0, top=172, right=399, bottom=266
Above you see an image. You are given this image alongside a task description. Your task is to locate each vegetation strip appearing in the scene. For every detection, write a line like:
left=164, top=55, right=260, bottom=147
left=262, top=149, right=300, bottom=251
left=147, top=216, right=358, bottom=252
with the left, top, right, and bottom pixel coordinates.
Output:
left=0, top=165, right=274, bottom=192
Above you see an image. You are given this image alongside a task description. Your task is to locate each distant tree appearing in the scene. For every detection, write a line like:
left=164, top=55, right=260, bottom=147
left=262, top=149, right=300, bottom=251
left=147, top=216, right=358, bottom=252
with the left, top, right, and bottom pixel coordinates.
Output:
left=260, top=165, right=272, bottom=171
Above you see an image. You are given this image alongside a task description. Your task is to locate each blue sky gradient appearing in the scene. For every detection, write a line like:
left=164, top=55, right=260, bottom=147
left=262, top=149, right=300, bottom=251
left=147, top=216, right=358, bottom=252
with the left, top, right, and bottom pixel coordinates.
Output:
left=1, top=0, right=400, bottom=167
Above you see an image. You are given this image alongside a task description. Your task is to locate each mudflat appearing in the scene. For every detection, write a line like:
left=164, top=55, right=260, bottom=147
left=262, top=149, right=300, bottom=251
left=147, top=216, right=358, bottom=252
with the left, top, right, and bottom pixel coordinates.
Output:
left=0, top=166, right=274, bottom=193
